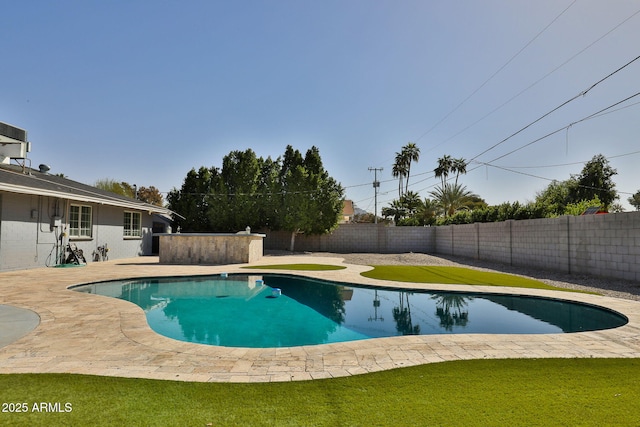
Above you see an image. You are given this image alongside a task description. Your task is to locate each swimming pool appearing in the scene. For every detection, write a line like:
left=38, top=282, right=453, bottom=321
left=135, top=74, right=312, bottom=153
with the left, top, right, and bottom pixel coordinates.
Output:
left=73, top=274, right=628, bottom=348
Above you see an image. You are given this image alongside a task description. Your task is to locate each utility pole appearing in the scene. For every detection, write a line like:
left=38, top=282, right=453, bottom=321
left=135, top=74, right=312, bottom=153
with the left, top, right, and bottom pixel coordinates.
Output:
left=368, top=167, right=383, bottom=223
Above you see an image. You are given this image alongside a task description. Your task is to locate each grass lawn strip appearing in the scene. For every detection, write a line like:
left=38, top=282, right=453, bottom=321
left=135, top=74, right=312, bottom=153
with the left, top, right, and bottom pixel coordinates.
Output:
left=242, top=263, right=346, bottom=271
left=2, top=358, right=639, bottom=426
left=362, top=265, right=591, bottom=293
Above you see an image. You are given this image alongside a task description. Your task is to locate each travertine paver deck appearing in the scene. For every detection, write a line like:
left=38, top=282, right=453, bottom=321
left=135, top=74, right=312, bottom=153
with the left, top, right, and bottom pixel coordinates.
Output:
left=1, top=255, right=639, bottom=382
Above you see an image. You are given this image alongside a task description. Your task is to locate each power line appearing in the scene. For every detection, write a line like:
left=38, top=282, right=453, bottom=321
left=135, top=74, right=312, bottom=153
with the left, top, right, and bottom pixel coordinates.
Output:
left=468, top=54, right=640, bottom=164
left=476, top=90, right=640, bottom=168
left=498, top=149, right=640, bottom=169
left=426, top=5, right=640, bottom=156
left=473, top=161, right=635, bottom=196
left=372, top=92, right=640, bottom=208
left=414, top=0, right=577, bottom=144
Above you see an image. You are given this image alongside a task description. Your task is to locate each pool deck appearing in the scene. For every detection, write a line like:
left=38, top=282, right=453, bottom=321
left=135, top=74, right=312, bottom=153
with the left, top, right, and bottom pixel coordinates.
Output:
left=1, top=255, right=639, bottom=383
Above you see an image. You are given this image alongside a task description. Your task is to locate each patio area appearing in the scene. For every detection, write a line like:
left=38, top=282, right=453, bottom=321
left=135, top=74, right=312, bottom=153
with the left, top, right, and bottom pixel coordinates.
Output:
left=1, top=255, right=640, bottom=383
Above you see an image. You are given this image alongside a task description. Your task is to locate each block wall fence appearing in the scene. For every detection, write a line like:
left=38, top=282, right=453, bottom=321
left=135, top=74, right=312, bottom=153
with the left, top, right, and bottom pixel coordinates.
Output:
left=263, top=211, right=640, bottom=281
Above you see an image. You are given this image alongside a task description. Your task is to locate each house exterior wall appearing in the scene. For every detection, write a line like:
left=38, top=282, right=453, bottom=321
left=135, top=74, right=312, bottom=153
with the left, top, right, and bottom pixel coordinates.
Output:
left=0, top=192, right=156, bottom=271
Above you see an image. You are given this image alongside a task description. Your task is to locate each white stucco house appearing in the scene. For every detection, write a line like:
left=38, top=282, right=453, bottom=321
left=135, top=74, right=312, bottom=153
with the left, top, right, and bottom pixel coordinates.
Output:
left=0, top=121, right=175, bottom=271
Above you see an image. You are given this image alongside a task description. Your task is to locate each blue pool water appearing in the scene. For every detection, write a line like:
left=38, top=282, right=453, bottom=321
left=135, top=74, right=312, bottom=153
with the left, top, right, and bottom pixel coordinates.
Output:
left=73, top=274, right=628, bottom=348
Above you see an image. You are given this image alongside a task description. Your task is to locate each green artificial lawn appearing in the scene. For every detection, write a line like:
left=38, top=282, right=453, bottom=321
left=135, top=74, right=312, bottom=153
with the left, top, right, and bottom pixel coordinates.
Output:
left=362, top=265, right=588, bottom=292
left=2, top=358, right=639, bottom=426
left=242, top=263, right=346, bottom=271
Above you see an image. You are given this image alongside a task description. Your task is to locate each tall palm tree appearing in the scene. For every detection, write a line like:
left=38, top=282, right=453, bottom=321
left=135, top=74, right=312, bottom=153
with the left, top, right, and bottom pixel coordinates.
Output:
left=392, top=152, right=408, bottom=198
left=434, top=155, right=453, bottom=188
left=451, top=157, right=467, bottom=187
left=401, top=142, right=420, bottom=193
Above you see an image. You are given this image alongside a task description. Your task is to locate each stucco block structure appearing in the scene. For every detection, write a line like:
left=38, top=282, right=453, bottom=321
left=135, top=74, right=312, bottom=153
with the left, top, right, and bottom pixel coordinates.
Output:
left=159, top=233, right=265, bottom=265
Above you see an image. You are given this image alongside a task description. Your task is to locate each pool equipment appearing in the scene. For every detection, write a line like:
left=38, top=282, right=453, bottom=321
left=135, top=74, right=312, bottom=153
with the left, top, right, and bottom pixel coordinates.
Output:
left=220, top=272, right=228, bottom=278
left=271, top=288, right=281, bottom=298
left=256, top=279, right=264, bottom=286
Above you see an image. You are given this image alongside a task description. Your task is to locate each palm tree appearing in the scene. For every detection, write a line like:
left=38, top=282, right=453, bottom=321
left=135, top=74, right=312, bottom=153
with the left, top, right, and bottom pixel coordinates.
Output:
left=429, top=182, right=477, bottom=217
left=381, top=199, right=407, bottom=223
left=392, top=152, right=408, bottom=199
left=451, top=157, right=467, bottom=186
left=401, top=142, right=420, bottom=193
left=417, top=198, right=438, bottom=225
left=400, top=191, right=422, bottom=216
left=434, top=155, right=453, bottom=188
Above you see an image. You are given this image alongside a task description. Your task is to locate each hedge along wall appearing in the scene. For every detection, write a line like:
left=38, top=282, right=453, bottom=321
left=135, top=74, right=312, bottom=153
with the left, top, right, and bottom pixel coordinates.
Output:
left=262, top=211, right=640, bottom=281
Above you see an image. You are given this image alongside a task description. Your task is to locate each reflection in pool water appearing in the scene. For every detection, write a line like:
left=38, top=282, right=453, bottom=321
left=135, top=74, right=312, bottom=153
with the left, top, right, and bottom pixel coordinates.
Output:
left=73, top=274, right=628, bottom=348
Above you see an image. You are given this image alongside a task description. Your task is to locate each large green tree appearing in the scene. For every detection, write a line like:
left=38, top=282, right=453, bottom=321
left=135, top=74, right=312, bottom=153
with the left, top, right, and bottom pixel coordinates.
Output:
left=279, top=146, right=344, bottom=251
left=628, top=190, right=640, bottom=211
left=568, top=154, right=618, bottom=208
left=167, top=145, right=344, bottom=250
left=217, top=149, right=262, bottom=231
left=95, top=178, right=136, bottom=198
left=535, top=154, right=618, bottom=215
left=95, top=179, right=164, bottom=206
left=137, top=186, right=163, bottom=206
left=166, top=167, right=219, bottom=232
left=534, top=179, right=577, bottom=217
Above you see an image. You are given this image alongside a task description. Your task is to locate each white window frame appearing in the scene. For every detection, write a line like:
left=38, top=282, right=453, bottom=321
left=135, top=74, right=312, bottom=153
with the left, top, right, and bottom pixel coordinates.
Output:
left=69, top=204, right=93, bottom=238
left=123, top=211, right=142, bottom=238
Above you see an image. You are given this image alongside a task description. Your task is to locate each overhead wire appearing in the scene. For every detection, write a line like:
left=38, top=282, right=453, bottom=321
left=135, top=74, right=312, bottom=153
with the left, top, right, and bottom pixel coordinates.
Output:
left=467, top=54, right=640, bottom=164
left=472, top=90, right=640, bottom=169
left=168, top=10, right=640, bottom=209
left=353, top=5, right=640, bottom=210
left=426, top=5, right=640, bottom=157
left=413, top=0, right=577, bottom=145
left=500, top=149, right=640, bottom=169
left=473, top=162, right=635, bottom=196
left=369, top=0, right=578, bottom=172
left=321, top=84, right=640, bottom=210
left=369, top=88, right=640, bottom=209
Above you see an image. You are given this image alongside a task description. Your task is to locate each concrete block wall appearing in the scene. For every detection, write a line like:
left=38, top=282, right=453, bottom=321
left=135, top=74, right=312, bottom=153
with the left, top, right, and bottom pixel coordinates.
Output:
left=569, top=212, right=640, bottom=281
left=264, top=224, right=435, bottom=254
left=451, top=223, right=478, bottom=259
left=477, top=221, right=512, bottom=264
left=510, top=217, right=568, bottom=273
left=264, top=212, right=640, bottom=281
left=434, top=226, right=453, bottom=255
left=386, top=225, right=433, bottom=253
left=446, top=212, right=640, bottom=281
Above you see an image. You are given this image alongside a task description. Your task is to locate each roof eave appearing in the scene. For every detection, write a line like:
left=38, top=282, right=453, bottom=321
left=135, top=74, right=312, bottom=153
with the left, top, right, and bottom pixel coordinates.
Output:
left=0, top=182, right=178, bottom=217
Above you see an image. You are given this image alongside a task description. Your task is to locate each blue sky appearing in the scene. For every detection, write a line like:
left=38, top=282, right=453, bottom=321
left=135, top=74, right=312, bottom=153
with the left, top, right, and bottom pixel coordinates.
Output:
left=3, top=0, right=640, bottom=213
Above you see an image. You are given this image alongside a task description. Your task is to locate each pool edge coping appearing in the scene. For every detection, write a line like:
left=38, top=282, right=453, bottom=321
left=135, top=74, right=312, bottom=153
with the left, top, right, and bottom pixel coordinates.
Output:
left=1, top=255, right=639, bottom=383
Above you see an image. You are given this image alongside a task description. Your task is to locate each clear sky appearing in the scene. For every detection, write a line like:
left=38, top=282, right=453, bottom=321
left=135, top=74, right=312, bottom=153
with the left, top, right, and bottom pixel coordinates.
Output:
left=3, top=0, right=639, bottom=213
